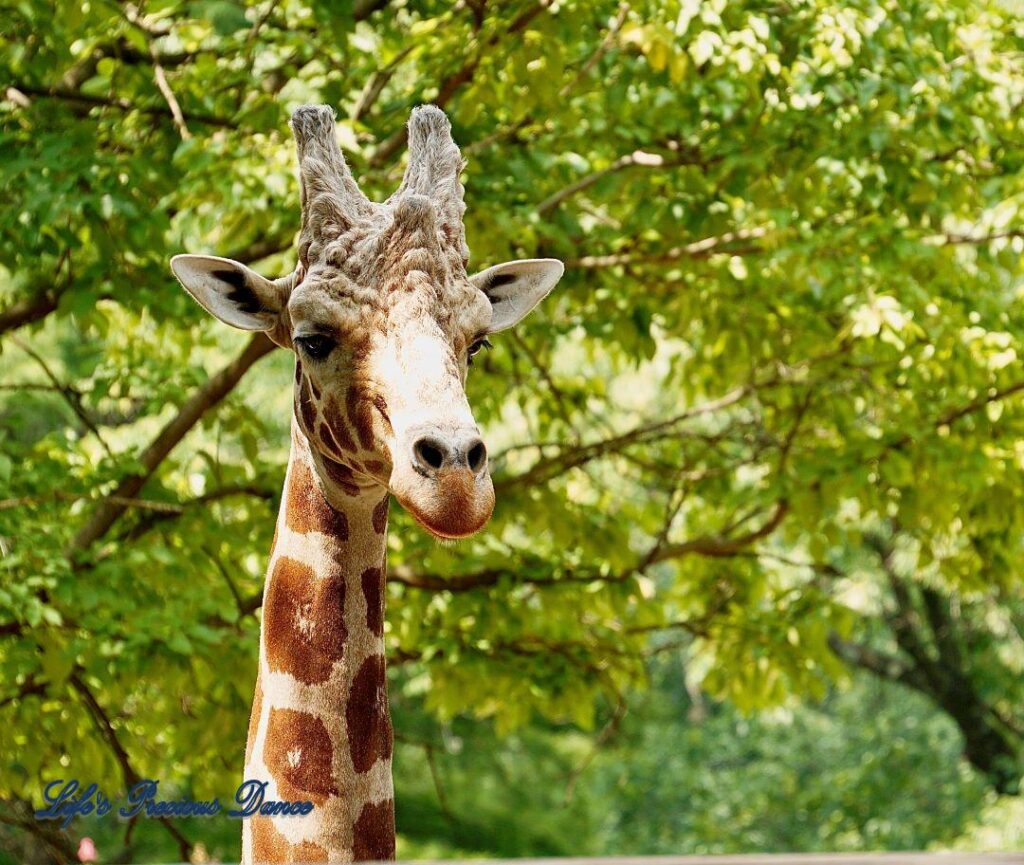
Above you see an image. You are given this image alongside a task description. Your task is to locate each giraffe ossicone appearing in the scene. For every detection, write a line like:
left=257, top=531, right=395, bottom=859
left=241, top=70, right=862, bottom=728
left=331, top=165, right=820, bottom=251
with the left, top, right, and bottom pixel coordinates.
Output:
left=170, top=104, right=564, bottom=863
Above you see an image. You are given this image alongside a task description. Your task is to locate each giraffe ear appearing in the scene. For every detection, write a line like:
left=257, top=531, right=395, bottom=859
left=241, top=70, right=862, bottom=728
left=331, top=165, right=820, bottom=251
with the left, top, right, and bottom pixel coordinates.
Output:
left=170, top=255, right=287, bottom=331
left=469, top=258, right=564, bottom=333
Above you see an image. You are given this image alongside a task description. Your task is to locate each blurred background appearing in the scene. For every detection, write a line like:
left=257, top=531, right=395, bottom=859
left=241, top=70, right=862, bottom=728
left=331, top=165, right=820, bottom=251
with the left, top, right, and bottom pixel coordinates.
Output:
left=2, top=0, right=1024, bottom=862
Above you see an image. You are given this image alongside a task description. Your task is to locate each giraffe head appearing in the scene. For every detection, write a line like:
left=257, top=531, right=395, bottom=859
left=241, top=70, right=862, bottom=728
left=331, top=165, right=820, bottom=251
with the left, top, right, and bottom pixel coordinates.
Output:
left=171, top=105, right=563, bottom=539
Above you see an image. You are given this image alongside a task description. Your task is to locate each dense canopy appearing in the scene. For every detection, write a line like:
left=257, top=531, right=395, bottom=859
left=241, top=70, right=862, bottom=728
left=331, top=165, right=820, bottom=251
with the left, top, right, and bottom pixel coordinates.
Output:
left=2, top=0, right=1024, bottom=860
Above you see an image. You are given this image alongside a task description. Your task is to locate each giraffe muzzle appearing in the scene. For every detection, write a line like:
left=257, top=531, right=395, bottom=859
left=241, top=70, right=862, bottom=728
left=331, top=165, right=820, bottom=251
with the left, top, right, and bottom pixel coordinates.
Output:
left=392, top=424, right=495, bottom=539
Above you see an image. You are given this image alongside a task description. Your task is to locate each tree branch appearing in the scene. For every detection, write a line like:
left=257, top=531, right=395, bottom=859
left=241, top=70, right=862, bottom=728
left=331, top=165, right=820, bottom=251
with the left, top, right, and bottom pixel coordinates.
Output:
left=0, top=288, right=64, bottom=336
left=369, top=2, right=548, bottom=167
left=115, top=485, right=275, bottom=542
left=60, top=39, right=203, bottom=89
left=559, top=2, right=629, bottom=97
left=460, top=4, right=631, bottom=160
left=920, top=585, right=966, bottom=673
left=69, top=673, right=139, bottom=786
left=649, top=499, right=789, bottom=564
left=230, top=235, right=294, bottom=265
left=8, top=335, right=114, bottom=457
left=536, top=146, right=714, bottom=217
left=932, top=229, right=1024, bottom=246
left=937, top=377, right=1024, bottom=429
left=351, top=45, right=415, bottom=122
left=10, top=84, right=237, bottom=129
left=150, top=56, right=191, bottom=140
left=567, top=225, right=771, bottom=268
left=70, top=672, right=191, bottom=860
left=67, top=333, right=275, bottom=557
left=0, top=797, right=78, bottom=863
left=385, top=499, right=787, bottom=595
left=0, top=675, right=47, bottom=709
left=493, top=384, right=751, bottom=493
left=353, top=0, right=393, bottom=18
left=827, top=633, right=927, bottom=690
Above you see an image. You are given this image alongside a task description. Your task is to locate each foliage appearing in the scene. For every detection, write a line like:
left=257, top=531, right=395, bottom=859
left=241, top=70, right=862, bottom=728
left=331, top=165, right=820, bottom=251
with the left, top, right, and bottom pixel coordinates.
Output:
left=946, top=794, right=1024, bottom=852
left=401, top=668, right=998, bottom=859
left=592, top=664, right=990, bottom=854
left=2, top=0, right=1024, bottom=860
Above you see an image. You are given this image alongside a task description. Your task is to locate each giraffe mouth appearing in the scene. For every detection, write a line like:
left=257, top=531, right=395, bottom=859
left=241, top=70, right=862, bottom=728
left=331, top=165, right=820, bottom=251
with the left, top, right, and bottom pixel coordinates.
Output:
left=393, top=468, right=495, bottom=540
left=403, top=504, right=492, bottom=540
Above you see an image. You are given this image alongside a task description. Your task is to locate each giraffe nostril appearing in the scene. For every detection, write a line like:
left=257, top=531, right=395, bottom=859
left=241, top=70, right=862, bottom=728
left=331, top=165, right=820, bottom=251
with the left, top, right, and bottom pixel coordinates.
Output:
left=466, top=440, right=487, bottom=474
left=413, top=438, right=446, bottom=472
left=410, top=429, right=487, bottom=477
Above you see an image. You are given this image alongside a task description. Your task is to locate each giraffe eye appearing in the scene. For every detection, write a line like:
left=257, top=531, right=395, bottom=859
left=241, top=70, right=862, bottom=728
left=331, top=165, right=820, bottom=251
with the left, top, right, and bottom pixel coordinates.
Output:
left=295, top=335, right=336, bottom=360
left=467, top=337, right=492, bottom=365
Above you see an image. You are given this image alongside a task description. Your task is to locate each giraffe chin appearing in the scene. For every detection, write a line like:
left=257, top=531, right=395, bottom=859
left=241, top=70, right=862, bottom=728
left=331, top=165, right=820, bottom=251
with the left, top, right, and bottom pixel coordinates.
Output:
left=392, top=469, right=495, bottom=540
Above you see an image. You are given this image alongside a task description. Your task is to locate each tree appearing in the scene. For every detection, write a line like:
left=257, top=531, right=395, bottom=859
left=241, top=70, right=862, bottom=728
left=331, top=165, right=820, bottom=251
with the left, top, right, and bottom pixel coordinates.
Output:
left=830, top=530, right=1024, bottom=794
left=1, top=0, right=1023, bottom=860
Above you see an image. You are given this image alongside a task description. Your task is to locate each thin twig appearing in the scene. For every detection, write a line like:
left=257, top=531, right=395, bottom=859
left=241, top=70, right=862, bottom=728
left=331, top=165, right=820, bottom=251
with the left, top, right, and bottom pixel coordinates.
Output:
left=70, top=672, right=192, bottom=860
left=10, top=83, right=236, bottom=128
left=564, top=690, right=627, bottom=803
left=559, top=2, right=629, bottom=98
left=8, top=335, right=114, bottom=457
left=151, top=55, right=191, bottom=140
left=567, top=225, right=771, bottom=269
left=67, top=333, right=275, bottom=556
left=0, top=488, right=267, bottom=514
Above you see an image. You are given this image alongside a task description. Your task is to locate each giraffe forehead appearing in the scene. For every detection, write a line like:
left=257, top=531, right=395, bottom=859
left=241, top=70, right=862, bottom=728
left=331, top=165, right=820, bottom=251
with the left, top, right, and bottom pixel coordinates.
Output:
left=290, top=195, right=490, bottom=330
left=289, top=281, right=383, bottom=335
left=385, top=280, right=490, bottom=338
left=289, top=269, right=490, bottom=340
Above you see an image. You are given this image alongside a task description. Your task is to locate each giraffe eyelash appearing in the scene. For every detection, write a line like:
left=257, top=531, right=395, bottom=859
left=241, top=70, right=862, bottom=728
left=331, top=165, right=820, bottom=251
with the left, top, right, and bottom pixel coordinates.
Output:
left=467, top=337, right=492, bottom=365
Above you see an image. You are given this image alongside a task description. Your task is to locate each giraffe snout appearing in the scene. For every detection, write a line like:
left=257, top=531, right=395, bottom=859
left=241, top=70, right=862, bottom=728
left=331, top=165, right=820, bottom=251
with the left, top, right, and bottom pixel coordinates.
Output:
left=410, top=427, right=488, bottom=478
left=392, top=423, right=495, bottom=539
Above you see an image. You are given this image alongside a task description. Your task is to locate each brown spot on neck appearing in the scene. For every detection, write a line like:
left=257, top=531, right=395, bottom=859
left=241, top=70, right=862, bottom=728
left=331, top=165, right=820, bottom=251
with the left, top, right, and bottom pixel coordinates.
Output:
left=264, top=556, right=346, bottom=684
left=264, top=707, right=338, bottom=804
left=285, top=454, right=350, bottom=539
left=372, top=495, right=389, bottom=534
left=361, top=566, right=385, bottom=637
left=353, top=799, right=396, bottom=861
left=346, top=654, right=393, bottom=773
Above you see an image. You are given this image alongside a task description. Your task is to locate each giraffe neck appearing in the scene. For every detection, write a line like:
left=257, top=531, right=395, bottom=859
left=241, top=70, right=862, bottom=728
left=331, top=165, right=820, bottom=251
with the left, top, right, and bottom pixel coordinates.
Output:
left=242, top=422, right=395, bottom=864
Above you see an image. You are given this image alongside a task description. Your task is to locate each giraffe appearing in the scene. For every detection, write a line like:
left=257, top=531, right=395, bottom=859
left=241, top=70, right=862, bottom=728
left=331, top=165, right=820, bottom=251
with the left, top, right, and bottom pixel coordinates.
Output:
left=169, top=104, right=564, bottom=863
